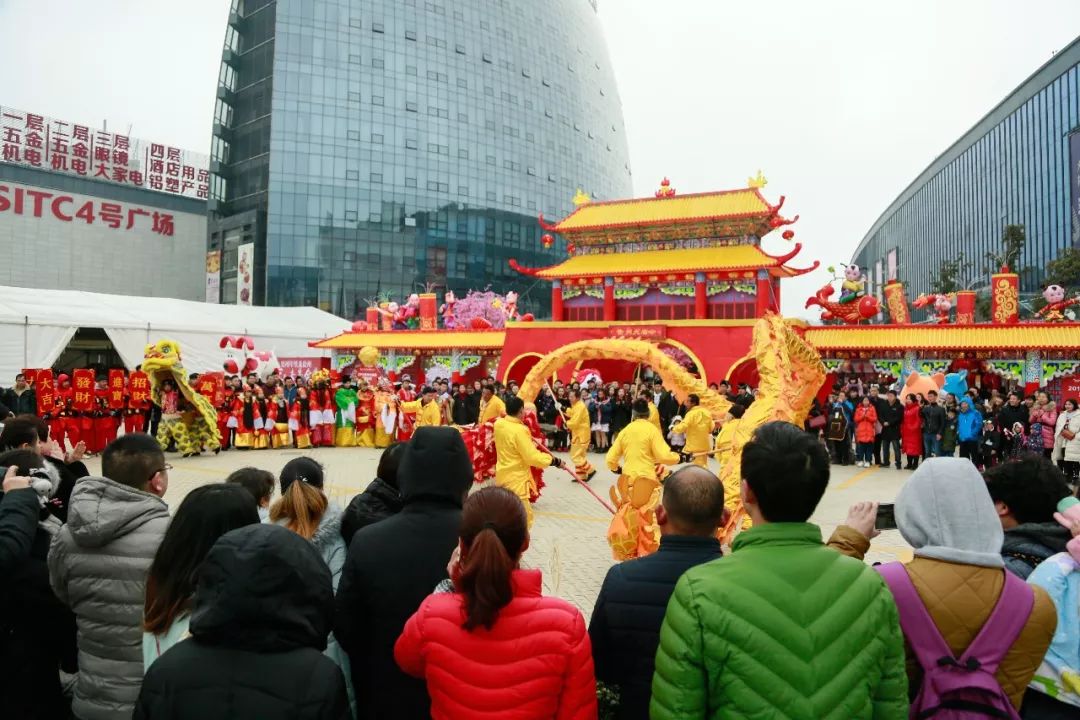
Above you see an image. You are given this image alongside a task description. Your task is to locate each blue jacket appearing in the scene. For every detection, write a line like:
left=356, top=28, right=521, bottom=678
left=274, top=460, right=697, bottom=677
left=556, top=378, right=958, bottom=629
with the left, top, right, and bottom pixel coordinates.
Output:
left=589, top=535, right=722, bottom=720
left=957, top=406, right=983, bottom=442
left=1026, top=553, right=1080, bottom=708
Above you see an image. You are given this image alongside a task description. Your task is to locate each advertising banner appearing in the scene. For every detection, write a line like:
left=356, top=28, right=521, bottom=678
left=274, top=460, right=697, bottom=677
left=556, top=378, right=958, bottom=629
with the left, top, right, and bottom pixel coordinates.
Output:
left=205, top=251, right=221, bottom=304
left=236, top=242, right=254, bottom=305
left=278, top=357, right=330, bottom=379
left=72, top=369, right=96, bottom=411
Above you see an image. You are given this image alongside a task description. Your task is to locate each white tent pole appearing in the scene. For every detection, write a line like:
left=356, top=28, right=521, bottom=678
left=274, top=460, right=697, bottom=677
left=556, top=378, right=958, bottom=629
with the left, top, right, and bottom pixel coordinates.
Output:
left=146, top=322, right=151, bottom=345
left=23, top=315, right=28, bottom=368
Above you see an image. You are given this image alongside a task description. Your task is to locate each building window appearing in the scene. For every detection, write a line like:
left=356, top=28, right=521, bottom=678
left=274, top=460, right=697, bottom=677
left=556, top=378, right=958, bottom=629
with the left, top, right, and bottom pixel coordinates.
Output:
left=482, top=53, right=492, bottom=63
left=458, top=185, right=469, bottom=195
left=458, top=149, right=469, bottom=159
left=371, top=133, right=383, bottom=144
left=347, top=91, right=360, bottom=102
left=372, top=23, right=384, bottom=33
left=405, top=177, right=417, bottom=187
left=348, top=54, right=361, bottom=64
left=372, top=95, right=384, bottom=105
left=427, top=180, right=440, bottom=191
left=455, top=44, right=466, bottom=54
left=405, top=30, right=417, bottom=40
left=370, top=173, right=383, bottom=183
left=349, top=17, right=362, bottom=28
left=346, top=170, right=359, bottom=180
left=372, top=58, right=384, bottom=68
left=406, top=101, right=418, bottom=112
left=405, top=138, right=417, bottom=149
left=345, top=211, right=357, bottom=222
left=347, top=130, right=360, bottom=141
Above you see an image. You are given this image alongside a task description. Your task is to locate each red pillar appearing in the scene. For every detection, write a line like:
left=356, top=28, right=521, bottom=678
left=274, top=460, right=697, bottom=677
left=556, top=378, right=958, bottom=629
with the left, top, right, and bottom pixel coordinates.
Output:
left=694, top=272, right=707, bottom=320
left=551, top=280, right=564, bottom=322
left=755, top=270, right=771, bottom=317
left=603, top=277, right=616, bottom=321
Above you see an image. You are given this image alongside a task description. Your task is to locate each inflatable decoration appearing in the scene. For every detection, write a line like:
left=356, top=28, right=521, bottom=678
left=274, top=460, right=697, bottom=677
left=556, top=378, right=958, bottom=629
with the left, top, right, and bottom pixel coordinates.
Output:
left=942, top=369, right=968, bottom=399
left=439, top=291, right=457, bottom=329
left=913, top=293, right=953, bottom=324
left=575, top=368, right=603, bottom=387
left=836, top=264, right=865, bottom=304
left=902, top=371, right=945, bottom=399
left=220, top=335, right=256, bottom=376
left=1036, top=284, right=1079, bottom=322
left=503, top=290, right=535, bottom=323
left=805, top=282, right=879, bottom=324
left=143, top=339, right=221, bottom=454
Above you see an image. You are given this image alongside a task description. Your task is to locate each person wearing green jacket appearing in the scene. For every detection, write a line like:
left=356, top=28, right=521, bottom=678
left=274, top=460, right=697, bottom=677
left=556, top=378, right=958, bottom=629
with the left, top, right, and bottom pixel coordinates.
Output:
left=651, top=421, right=908, bottom=720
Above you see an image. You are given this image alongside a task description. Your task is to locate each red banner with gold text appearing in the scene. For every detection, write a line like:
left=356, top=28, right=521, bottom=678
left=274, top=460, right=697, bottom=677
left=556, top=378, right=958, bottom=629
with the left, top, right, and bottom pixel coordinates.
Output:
left=129, top=371, right=151, bottom=409
left=108, top=369, right=126, bottom=409
left=72, top=369, right=96, bottom=412
left=196, top=372, right=225, bottom=406
left=34, top=369, right=55, bottom=416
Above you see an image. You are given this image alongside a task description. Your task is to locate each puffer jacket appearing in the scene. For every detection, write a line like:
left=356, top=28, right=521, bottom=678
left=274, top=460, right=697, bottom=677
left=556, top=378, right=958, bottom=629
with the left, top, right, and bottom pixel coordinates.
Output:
left=304, top=505, right=354, bottom=714
left=829, top=526, right=1058, bottom=709
left=1053, top=410, right=1080, bottom=462
left=589, top=535, right=721, bottom=720
left=340, top=478, right=402, bottom=544
left=394, top=569, right=596, bottom=720
left=133, top=524, right=350, bottom=720
left=1029, top=403, right=1058, bottom=449
left=1001, top=522, right=1071, bottom=579
left=49, top=476, right=169, bottom=720
left=651, top=523, right=907, bottom=720
left=335, top=427, right=473, bottom=720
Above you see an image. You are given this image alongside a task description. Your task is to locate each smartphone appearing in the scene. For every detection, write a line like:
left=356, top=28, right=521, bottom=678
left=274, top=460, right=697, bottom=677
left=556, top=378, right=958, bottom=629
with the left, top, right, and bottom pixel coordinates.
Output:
left=875, top=503, right=897, bottom=531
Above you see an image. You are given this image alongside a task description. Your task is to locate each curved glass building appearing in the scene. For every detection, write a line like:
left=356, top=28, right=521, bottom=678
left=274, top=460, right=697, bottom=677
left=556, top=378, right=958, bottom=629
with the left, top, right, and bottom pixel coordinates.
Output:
left=206, top=0, right=632, bottom=316
left=852, top=36, right=1080, bottom=304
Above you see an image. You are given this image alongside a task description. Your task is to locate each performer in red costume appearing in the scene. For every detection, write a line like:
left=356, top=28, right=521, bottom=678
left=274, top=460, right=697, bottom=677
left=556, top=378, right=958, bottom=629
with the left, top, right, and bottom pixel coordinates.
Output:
left=308, top=371, right=335, bottom=447
left=396, top=377, right=417, bottom=441
left=289, top=389, right=311, bottom=449
left=216, top=383, right=235, bottom=450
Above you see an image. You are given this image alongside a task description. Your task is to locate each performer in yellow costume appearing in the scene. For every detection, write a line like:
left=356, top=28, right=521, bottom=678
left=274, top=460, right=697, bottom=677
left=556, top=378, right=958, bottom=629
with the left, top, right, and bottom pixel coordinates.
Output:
left=645, top=396, right=662, bottom=432
left=715, top=403, right=746, bottom=526
left=494, top=397, right=566, bottom=527
left=372, top=379, right=395, bottom=447
left=565, top=389, right=595, bottom=480
left=400, top=386, right=442, bottom=428
left=671, top=393, right=714, bottom=468
left=478, top=385, right=506, bottom=424
left=605, top=398, right=682, bottom=559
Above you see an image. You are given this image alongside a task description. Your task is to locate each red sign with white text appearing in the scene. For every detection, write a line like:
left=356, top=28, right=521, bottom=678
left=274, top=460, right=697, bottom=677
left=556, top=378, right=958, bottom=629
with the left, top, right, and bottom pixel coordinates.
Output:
left=278, top=357, right=330, bottom=380
left=0, top=106, right=209, bottom=199
left=0, top=183, right=174, bottom=236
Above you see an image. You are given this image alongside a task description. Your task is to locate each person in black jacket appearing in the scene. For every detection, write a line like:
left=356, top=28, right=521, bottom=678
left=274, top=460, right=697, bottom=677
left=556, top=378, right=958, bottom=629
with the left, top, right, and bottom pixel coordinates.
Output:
left=450, top=384, right=471, bottom=426
left=0, top=467, right=36, bottom=574
left=877, top=390, right=904, bottom=469
left=919, top=390, right=947, bottom=458
left=4, top=373, right=35, bottom=416
left=654, top=381, right=680, bottom=430
left=341, top=443, right=404, bottom=544
left=0, top=451, right=78, bottom=720
left=335, top=426, right=473, bottom=720
left=588, top=466, right=725, bottom=719
left=866, top=385, right=886, bottom=465
left=134, top=524, right=350, bottom=720
left=997, top=390, right=1029, bottom=435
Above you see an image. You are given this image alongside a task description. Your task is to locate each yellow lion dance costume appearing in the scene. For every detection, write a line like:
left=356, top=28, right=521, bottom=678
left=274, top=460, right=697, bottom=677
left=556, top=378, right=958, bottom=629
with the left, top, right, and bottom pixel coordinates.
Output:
left=143, top=339, right=221, bottom=455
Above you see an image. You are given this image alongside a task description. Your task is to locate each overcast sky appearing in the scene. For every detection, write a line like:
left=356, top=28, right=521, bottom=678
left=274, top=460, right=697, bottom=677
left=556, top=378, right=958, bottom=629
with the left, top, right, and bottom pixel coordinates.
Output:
left=2, top=0, right=1078, bottom=316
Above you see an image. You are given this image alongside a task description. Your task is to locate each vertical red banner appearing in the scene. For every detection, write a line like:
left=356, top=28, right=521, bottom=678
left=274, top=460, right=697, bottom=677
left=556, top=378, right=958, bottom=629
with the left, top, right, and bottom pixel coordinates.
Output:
left=129, top=371, right=151, bottom=408
left=418, top=293, right=437, bottom=329
left=22, top=368, right=39, bottom=385
left=72, top=369, right=96, bottom=411
left=35, top=369, right=55, bottom=416
left=196, top=372, right=225, bottom=406
left=882, top=281, right=911, bottom=324
left=954, top=290, right=976, bottom=324
left=107, top=369, right=126, bottom=409
left=991, top=272, right=1020, bottom=324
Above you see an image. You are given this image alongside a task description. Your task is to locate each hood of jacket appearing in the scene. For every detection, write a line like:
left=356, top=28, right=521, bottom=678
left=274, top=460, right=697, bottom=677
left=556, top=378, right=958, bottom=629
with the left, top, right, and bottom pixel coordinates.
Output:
left=309, top=503, right=343, bottom=555
left=896, top=457, right=1004, bottom=568
left=398, top=426, right=472, bottom=507
left=65, top=476, right=170, bottom=549
left=190, top=524, right=333, bottom=653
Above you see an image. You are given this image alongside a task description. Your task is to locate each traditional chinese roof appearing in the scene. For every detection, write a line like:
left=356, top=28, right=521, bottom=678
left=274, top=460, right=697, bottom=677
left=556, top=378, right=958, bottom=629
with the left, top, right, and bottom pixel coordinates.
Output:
left=310, top=330, right=506, bottom=351
left=803, top=323, right=1080, bottom=351
left=538, top=187, right=797, bottom=243
left=511, top=243, right=818, bottom=281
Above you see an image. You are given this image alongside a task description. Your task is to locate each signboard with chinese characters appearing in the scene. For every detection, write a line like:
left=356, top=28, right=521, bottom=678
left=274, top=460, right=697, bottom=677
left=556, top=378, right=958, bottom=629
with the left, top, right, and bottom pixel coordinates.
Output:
left=0, top=106, right=209, bottom=199
left=72, top=369, right=96, bottom=411
left=278, top=357, right=330, bottom=379
left=205, top=251, right=221, bottom=304
left=108, top=369, right=126, bottom=409
left=236, top=242, right=254, bottom=305
left=607, top=325, right=667, bottom=341
left=0, top=182, right=175, bottom=235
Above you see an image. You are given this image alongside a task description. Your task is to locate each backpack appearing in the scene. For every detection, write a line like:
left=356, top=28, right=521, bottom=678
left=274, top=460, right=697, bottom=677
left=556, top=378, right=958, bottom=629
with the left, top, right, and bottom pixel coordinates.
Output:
left=876, top=563, right=1033, bottom=719
left=826, top=409, right=848, bottom=442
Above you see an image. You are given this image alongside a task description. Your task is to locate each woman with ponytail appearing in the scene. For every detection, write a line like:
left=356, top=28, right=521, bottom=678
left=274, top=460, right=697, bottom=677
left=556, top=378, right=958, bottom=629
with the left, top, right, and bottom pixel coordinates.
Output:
left=271, top=457, right=355, bottom=714
left=394, top=486, right=597, bottom=719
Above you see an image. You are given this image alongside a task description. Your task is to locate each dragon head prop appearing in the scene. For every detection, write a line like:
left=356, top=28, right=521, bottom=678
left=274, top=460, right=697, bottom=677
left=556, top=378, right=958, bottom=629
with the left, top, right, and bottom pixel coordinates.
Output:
left=143, top=339, right=185, bottom=380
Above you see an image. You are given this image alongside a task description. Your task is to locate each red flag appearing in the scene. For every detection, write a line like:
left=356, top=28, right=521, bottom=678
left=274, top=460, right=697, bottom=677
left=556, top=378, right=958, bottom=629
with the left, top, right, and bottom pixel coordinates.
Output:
left=72, top=369, right=96, bottom=412
left=34, top=369, right=55, bottom=416
left=22, top=368, right=39, bottom=385
left=196, top=372, right=225, bottom=406
left=128, top=371, right=151, bottom=409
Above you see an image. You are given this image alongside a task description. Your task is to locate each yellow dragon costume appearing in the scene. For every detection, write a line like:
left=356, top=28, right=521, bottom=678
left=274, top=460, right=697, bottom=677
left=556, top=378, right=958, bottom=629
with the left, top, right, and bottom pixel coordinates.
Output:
left=142, top=339, right=221, bottom=455
left=517, top=313, right=824, bottom=557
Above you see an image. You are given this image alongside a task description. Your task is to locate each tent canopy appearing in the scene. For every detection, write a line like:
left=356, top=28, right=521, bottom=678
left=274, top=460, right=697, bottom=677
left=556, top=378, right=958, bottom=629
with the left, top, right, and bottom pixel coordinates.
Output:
left=0, top=285, right=351, bottom=379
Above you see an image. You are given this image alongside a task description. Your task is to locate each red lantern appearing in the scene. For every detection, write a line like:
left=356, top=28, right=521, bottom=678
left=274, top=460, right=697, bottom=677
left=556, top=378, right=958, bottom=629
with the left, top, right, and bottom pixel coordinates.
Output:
left=782, top=229, right=795, bottom=240
left=541, top=233, right=554, bottom=248
left=567, top=242, right=576, bottom=255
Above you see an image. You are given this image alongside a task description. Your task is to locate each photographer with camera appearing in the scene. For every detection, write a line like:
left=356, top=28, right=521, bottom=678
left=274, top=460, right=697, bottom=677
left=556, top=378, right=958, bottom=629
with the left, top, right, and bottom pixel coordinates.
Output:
left=0, top=454, right=78, bottom=720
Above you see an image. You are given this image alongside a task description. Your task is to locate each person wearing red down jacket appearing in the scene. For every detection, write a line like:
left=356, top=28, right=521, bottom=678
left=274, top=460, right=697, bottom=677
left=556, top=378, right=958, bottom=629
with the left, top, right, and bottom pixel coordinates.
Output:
left=394, top=486, right=597, bottom=719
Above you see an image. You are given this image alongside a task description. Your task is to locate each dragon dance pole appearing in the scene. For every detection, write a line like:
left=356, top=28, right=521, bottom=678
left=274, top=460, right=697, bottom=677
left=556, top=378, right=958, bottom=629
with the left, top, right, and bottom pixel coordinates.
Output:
left=558, top=465, right=615, bottom=514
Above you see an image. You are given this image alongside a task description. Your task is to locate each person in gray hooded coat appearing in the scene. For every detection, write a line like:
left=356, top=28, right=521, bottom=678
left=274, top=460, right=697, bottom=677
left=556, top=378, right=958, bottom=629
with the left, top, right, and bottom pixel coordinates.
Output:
left=48, top=434, right=171, bottom=720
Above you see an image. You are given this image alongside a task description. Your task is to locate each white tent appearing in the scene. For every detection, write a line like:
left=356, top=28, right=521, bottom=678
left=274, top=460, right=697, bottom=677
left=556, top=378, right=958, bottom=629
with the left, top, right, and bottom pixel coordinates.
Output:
left=0, top=285, right=351, bottom=378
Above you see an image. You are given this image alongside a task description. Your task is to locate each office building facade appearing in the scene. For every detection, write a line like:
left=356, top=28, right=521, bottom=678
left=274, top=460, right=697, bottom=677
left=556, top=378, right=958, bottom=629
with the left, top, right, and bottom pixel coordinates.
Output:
left=208, top=0, right=632, bottom=315
left=852, top=36, right=1080, bottom=306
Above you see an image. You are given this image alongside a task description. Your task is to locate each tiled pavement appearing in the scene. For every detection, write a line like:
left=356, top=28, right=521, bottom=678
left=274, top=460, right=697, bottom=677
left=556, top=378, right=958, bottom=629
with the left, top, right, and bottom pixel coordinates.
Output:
left=79, top=447, right=912, bottom=622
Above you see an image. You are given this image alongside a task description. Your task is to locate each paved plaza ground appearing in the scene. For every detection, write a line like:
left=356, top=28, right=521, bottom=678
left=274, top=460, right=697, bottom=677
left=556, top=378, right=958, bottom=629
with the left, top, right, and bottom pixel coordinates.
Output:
left=80, top=446, right=913, bottom=622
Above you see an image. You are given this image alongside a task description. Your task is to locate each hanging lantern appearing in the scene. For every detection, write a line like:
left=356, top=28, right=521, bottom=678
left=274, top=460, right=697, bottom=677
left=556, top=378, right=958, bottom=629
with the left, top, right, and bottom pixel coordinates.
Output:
left=782, top=229, right=795, bottom=240
left=566, top=242, right=576, bottom=255
left=541, top=233, right=554, bottom=248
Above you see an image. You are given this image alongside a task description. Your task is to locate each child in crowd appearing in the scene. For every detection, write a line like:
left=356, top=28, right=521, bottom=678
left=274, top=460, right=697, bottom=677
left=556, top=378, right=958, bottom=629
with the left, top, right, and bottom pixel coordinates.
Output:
left=1005, top=422, right=1028, bottom=459
left=980, top=419, right=1003, bottom=470
left=940, top=408, right=959, bottom=457
left=667, top=415, right=686, bottom=452
left=225, top=467, right=275, bottom=522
